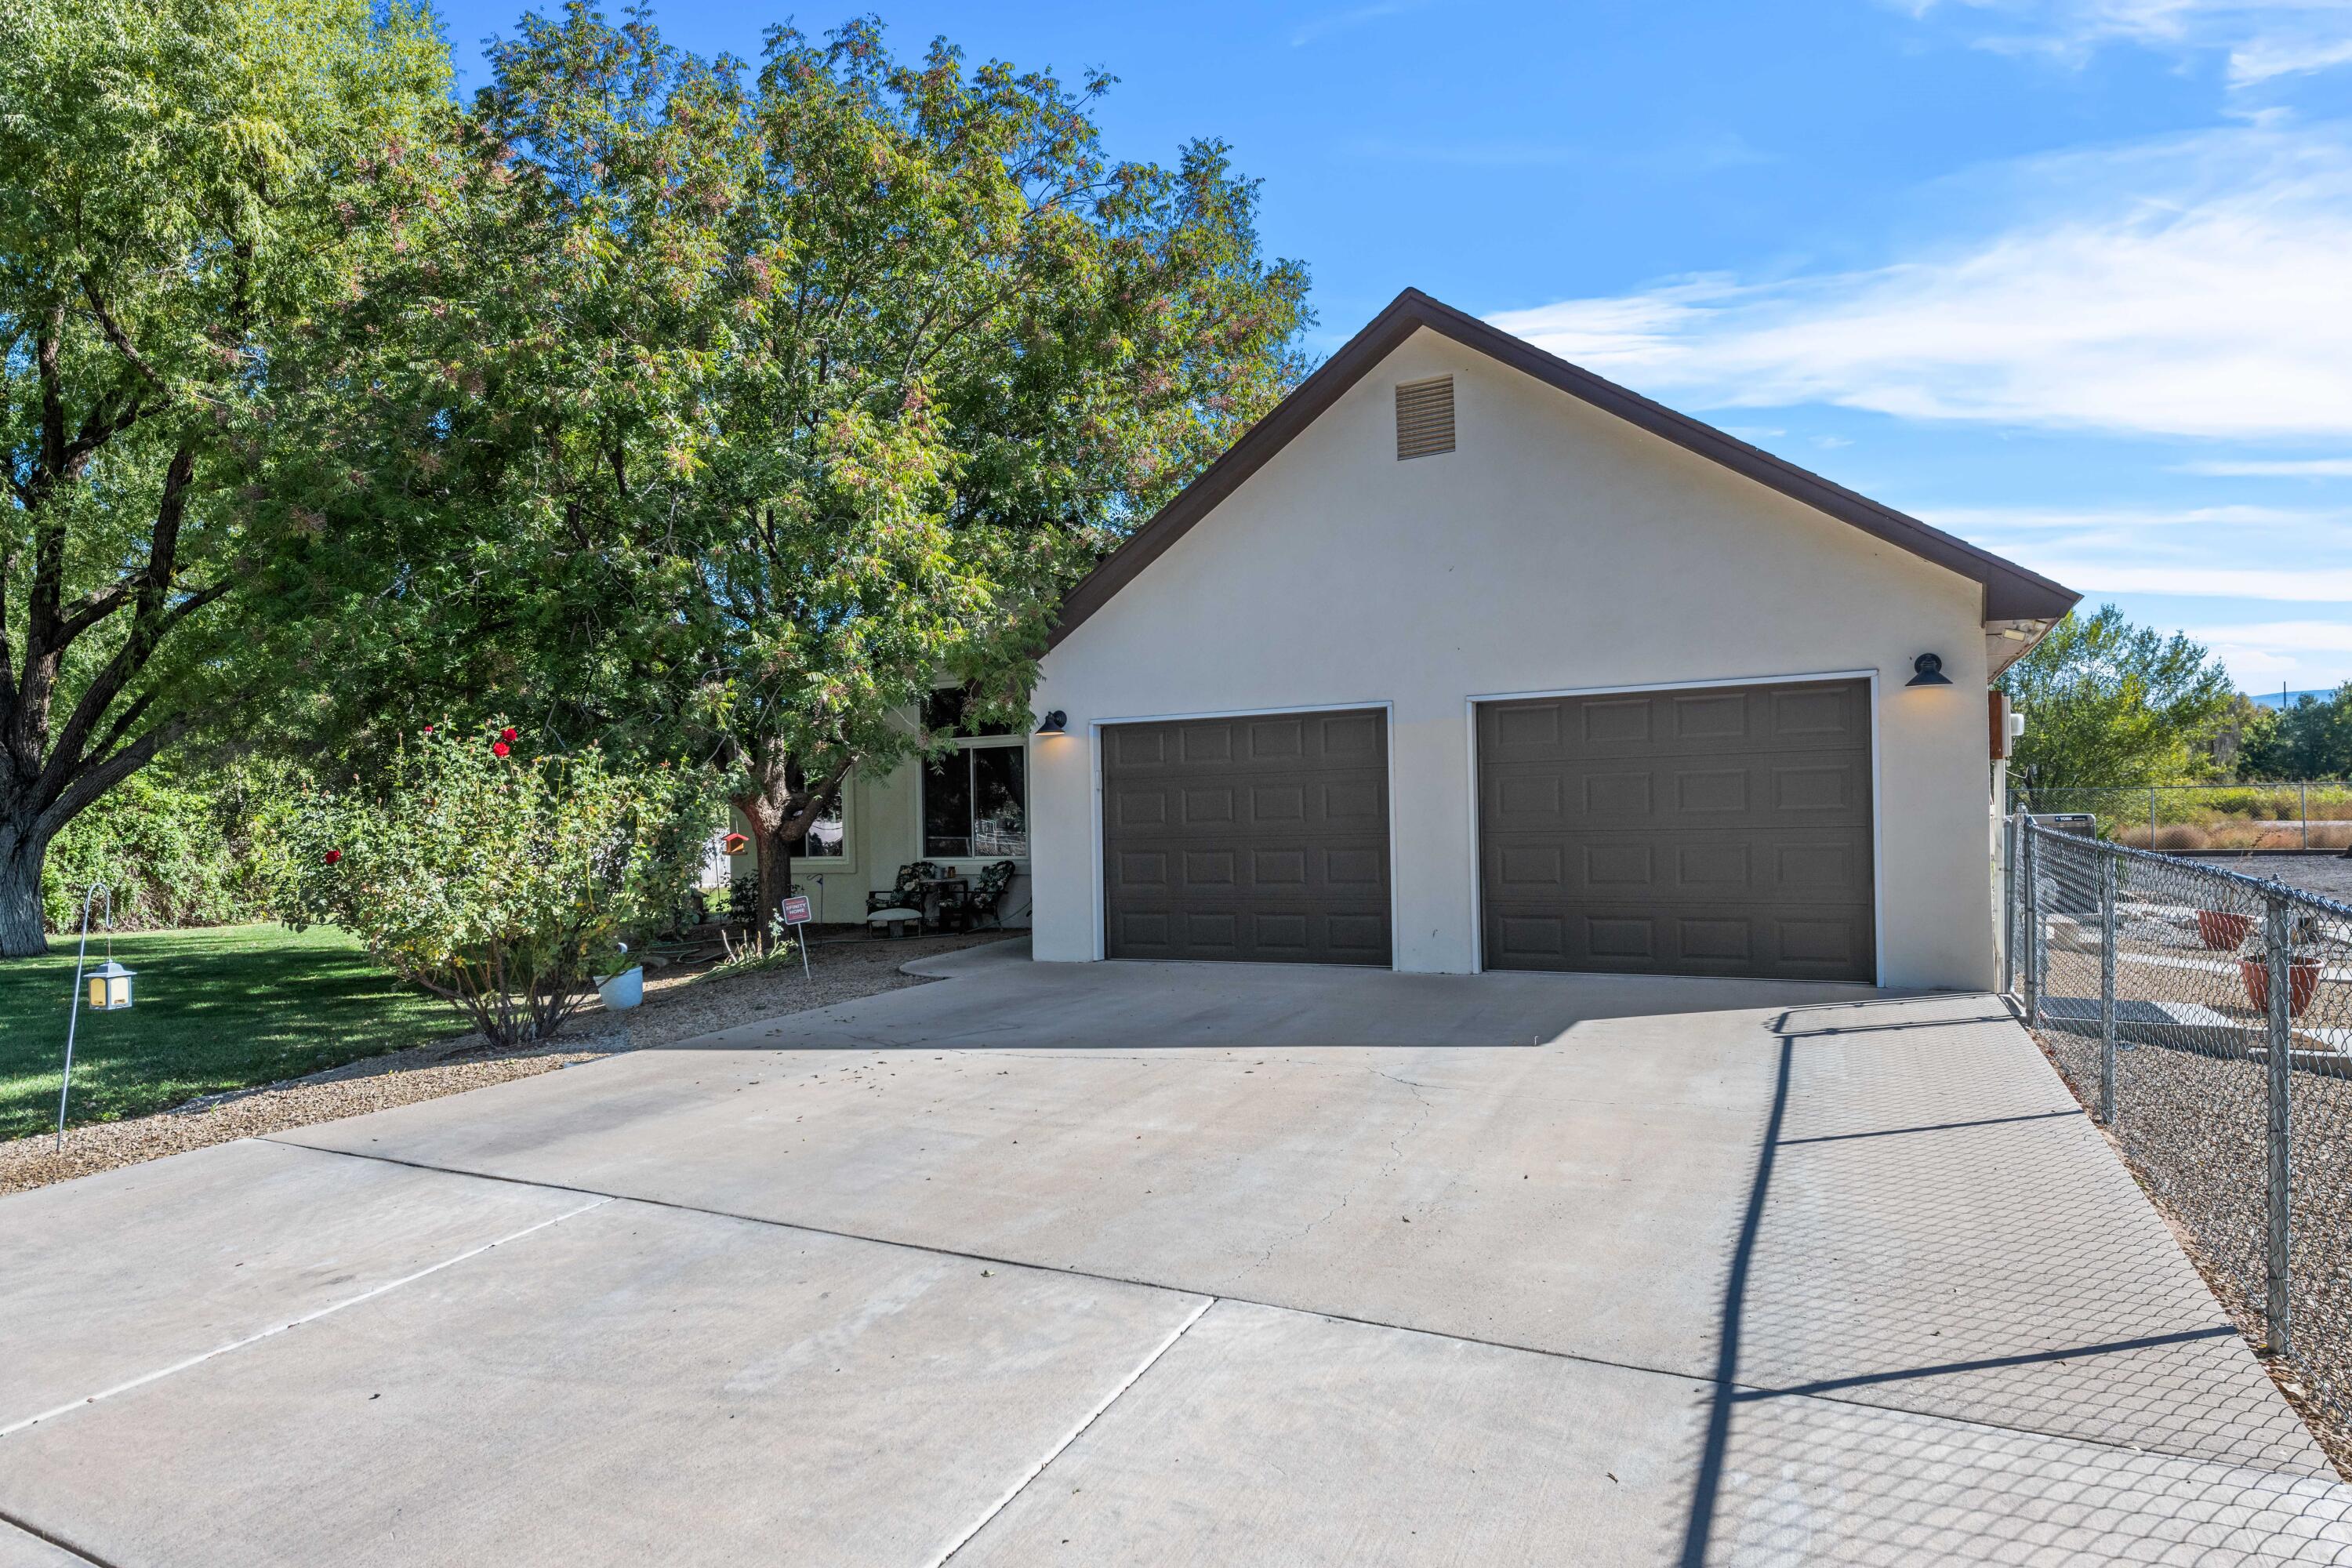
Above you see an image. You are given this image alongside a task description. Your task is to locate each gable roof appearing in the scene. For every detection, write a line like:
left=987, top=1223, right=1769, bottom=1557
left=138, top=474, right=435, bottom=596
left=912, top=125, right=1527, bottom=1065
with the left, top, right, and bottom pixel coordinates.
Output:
left=1049, top=288, right=2080, bottom=649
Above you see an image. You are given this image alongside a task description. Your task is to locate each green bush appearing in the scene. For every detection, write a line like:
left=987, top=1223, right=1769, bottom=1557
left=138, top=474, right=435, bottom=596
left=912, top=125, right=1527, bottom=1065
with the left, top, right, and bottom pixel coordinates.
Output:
left=260, top=724, right=715, bottom=1046
left=42, top=767, right=269, bottom=935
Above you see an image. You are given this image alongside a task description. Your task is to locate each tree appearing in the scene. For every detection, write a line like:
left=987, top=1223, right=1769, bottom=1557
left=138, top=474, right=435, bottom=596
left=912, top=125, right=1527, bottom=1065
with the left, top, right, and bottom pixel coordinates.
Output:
left=0, top=0, right=451, bottom=953
left=2238, top=686, right=2352, bottom=780
left=1999, top=605, right=2235, bottom=793
left=296, top=9, right=1312, bottom=945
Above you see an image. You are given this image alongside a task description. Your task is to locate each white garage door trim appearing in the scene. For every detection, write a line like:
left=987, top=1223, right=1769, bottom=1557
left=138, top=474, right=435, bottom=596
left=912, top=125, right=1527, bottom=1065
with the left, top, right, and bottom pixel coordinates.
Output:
left=1088, top=699, right=1402, bottom=967
left=1461, top=669, right=1885, bottom=983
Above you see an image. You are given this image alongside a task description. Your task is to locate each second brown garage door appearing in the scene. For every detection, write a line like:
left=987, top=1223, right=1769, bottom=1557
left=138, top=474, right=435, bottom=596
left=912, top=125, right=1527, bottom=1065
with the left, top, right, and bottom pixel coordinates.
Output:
left=1478, top=680, right=1875, bottom=980
left=1102, top=709, right=1391, bottom=965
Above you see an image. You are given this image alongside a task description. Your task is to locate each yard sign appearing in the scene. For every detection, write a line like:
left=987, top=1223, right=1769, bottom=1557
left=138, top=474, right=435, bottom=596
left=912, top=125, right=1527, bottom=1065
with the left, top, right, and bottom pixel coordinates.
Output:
left=781, top=895, right=813, bottom=979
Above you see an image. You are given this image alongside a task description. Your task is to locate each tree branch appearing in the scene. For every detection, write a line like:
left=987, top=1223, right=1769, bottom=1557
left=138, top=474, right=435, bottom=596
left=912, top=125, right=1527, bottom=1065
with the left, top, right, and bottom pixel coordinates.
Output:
left=80, top=275, right=169, bottom=394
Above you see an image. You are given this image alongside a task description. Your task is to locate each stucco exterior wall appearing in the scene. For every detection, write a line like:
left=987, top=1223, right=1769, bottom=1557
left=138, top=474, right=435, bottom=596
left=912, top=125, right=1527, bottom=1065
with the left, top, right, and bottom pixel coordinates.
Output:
left=1029, top=326, right=1997, bottom=989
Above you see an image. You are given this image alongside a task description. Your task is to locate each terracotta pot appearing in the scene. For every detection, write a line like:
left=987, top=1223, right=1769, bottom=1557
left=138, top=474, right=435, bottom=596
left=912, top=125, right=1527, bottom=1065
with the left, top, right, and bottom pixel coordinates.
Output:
left=2197, top=909, right=2255, bottom=950
left=2238, top=957, right=2322, bottom=1018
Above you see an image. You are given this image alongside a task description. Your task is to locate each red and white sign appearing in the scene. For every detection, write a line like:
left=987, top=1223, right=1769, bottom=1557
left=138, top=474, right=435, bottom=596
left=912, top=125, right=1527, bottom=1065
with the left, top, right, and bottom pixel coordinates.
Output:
left=779, top=895, right=814, bottom=926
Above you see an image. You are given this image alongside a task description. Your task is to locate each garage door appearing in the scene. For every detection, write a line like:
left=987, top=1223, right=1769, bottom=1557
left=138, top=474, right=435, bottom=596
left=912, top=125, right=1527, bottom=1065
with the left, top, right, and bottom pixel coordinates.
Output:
left=1477, top=680, right=1874, bottom=980
left=1102, top=710, right=1392, bottom=965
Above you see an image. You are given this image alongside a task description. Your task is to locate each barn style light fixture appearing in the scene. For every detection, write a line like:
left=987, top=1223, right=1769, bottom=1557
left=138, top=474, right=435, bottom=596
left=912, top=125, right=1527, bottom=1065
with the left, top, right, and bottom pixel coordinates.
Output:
left=1906, top=652, right=1954, bottom=688
left=1036, top=710, right=1068, bottom=735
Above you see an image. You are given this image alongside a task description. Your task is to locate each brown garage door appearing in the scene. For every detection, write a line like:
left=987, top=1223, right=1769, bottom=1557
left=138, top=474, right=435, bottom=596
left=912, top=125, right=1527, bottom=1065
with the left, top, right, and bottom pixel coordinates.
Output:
left=1478, top=680, right=1874, bottom=980
left=1103, top=709, right=1392, bottom=965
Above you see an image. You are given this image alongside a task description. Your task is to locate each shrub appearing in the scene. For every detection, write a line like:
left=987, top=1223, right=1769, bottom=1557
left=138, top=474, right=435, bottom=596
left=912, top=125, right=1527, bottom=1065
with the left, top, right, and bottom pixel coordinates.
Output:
left=41, top=766, right=270, bottom=933
left=2153, top=824, right=2211, bottom=851
left=261, top=724, right=716, bottom=1046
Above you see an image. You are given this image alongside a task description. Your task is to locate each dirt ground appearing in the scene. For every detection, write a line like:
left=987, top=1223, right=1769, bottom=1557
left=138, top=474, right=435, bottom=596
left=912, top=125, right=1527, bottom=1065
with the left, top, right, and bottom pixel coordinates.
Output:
left=2217, top=854, right=2352, bottom=904
left=0, top=929, right=1008, bottom=1198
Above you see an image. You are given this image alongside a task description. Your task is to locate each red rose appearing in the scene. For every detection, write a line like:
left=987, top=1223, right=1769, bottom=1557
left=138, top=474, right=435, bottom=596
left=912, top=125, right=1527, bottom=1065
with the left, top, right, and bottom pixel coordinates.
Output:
left=722, top=832, right=749, bottom=855
left=492, top=740, right=511, bottom=757
left=323, top=849, right=343, bottom=866
left=499, top=726, right=517, bottom=742
left=422, top=724, right=434, bottom=733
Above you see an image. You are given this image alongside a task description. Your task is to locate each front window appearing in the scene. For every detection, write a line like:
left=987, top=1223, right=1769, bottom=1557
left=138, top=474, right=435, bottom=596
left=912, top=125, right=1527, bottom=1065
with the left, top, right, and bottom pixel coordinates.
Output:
left=800, top=797, right=846, bottom=858
left=924, top=742, right=1026, bottom=858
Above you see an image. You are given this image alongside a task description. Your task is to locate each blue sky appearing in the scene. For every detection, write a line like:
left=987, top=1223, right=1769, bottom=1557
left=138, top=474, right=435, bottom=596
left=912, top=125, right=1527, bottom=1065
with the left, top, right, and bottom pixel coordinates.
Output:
left=432, top=0, right=2352, bottom=693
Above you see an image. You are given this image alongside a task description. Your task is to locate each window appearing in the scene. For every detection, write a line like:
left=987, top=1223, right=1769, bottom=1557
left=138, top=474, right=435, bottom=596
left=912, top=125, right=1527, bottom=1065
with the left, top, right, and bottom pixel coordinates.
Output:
left=800, top=798, right=846, bottom=858
left=783, top=759, right=846, bottom=858
left=924, top=742, right=1026, bottom=858
left=922, top=687, right=1018, bottom=739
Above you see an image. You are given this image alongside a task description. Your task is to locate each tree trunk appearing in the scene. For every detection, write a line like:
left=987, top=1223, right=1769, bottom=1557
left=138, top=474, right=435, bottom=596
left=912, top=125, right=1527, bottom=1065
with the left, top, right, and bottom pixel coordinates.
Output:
left=732, top=746, right=851, bottom=955
left=732, top=781, right=799, bottom=956
left=0, top=814, right=53, bottom=957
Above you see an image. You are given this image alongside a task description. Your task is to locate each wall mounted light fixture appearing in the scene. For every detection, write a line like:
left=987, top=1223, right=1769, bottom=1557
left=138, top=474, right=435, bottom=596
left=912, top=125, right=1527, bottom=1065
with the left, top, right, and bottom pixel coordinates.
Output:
left=1906, top=652, right=1954, bottom=688
left=1036, top=710, right=1068, bottom=735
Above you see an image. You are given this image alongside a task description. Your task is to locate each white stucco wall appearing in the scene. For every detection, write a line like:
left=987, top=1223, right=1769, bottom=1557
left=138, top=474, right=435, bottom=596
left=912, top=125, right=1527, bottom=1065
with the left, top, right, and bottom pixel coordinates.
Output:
left=1028, top=326, right=1998, bottom=989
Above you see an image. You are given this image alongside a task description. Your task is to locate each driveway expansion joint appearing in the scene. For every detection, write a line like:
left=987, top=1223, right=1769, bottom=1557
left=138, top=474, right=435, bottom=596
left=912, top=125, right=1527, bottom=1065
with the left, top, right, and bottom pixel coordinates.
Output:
left=256, top=1135, right=2271, bottom=1477
left=0, top=1510, right=117, bottom=1568
left=0, top=1189, right=612, bottom=1442
left=926, top=1296, right=1215, bottom=1567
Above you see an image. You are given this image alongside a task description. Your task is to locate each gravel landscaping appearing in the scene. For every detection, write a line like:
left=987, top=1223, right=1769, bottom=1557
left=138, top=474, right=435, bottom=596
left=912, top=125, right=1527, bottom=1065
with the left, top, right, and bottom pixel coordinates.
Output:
left=0, top=929, right=1010, bottom=1197
left=2205, top=853, right=2352, bottom=905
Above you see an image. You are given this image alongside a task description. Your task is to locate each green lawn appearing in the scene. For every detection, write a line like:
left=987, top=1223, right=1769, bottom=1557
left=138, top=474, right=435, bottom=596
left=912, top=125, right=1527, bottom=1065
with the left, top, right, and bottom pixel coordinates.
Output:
left=1, top=924, right=461, bottom=1142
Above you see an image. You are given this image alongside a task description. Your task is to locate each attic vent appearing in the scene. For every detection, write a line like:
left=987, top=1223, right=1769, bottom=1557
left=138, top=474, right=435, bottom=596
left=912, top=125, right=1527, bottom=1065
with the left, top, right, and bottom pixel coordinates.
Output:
left=1395, top=376, right=1455, bottom=459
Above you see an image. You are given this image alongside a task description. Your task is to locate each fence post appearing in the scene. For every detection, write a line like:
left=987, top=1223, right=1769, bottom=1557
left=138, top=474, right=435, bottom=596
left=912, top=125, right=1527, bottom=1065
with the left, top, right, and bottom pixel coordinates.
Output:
left=2002, top=814, right=2019, bottom=998
left=2150, top=786, right=2158, bottom=850
left=2099, top=852, right=2118, bottom=1124
left=2303, top=782, right=2310, bottom=851
left=2024, top=824, right=2042, bottom=1028
left=2264, top=888, right=2294, bottom=1357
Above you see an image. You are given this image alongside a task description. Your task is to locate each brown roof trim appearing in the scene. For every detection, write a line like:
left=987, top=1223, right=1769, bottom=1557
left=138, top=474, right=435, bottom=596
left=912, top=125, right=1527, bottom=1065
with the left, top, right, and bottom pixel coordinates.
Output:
left=1048, top=288, right=2081, bottom=648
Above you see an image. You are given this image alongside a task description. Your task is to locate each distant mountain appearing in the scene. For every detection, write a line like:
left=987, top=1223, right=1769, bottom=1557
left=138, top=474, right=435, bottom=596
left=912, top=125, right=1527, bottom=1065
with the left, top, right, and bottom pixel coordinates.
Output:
left=2250, top=689, right=2338, bottom=710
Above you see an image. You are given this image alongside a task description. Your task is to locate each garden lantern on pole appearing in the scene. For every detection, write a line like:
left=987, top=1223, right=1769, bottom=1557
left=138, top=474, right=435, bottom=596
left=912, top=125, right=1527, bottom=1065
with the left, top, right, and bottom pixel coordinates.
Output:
left=86, top=960, right=136, bottom=1012
left=56, top=883, right=132, bottom=1151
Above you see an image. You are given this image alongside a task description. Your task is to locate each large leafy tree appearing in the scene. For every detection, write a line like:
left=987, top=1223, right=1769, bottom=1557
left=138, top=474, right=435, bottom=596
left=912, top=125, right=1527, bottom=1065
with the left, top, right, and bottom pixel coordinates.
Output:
left=2000, top=604, right=2235, bottom=793
left=303, top=9, right=1312, bottom=942
left=2238, top=687, right=2352, bottom=780
left=0, top=0, right=450, bottom=953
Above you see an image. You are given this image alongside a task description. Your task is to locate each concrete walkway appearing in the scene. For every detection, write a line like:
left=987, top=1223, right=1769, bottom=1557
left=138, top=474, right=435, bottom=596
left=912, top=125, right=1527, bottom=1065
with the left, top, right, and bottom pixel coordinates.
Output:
left=3, top=940, right=2347, bottom=1565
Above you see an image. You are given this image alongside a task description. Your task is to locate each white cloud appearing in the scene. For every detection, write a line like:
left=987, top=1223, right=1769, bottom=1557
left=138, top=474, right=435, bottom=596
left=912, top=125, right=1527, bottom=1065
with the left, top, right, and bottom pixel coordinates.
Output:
left=2020, top=564, right=2352, bottom=598
left=1486, top=125, right=2352, bottom=439
left=2188, top=618, right=2352, bottom=682
left=2173, top=456, right=2352, bottom=474
left=1903, top=1, right=2352, bottom=87
left=2190, top=619, right=2352, bottom=650
left=1921, top=503, right=2330, bottom=528
left=1288, top=0, right=1424, bottom=46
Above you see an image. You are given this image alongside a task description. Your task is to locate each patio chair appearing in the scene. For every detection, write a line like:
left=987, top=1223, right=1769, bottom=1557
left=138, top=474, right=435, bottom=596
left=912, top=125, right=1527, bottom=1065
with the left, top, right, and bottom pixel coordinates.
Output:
left=949, top=860, right=1018, bottom=931
left=866, top=862, right=938, bottom=938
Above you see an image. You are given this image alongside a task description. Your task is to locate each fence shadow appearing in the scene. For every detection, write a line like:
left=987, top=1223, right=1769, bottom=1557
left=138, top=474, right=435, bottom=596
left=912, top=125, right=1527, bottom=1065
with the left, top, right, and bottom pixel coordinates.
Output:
left=1677, top=994, right=2350, bottom=1565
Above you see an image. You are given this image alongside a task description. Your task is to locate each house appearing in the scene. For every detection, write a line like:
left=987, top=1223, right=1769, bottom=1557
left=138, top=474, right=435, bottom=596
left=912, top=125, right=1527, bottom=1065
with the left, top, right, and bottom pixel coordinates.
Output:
left=734, top=289, right=2075, bottom=989
left=712, top=684, right=1040, bottom=929
left=1022, top=289, right=2077, bottom=989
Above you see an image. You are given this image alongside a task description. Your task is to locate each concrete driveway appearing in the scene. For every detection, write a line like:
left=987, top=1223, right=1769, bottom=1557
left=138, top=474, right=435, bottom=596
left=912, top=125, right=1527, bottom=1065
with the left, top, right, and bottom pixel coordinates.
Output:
left=4, top=939, right=2347, bottom=1566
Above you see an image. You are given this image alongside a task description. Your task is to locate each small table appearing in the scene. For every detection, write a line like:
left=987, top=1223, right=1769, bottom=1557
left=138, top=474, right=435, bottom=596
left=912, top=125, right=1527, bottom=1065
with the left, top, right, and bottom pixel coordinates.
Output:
left=913, top=876, right=968, bottom=931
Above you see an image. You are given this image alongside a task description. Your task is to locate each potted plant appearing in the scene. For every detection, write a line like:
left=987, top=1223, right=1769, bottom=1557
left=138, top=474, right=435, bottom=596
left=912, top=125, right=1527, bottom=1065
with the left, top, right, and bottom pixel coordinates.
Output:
left=2237, top=915, right=2324, bottom=1019
left=2197, top=909, right=2255, bottom=950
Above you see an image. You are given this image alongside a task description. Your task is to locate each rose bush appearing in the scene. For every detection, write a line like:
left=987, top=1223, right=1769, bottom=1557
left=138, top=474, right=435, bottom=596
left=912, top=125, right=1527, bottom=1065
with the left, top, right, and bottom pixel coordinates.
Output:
left=261, top=724, right=714, bottom=1045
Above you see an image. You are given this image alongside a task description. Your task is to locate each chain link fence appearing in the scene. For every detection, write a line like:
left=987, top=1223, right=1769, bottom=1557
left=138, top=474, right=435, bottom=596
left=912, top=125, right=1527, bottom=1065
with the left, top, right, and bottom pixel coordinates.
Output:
left=2007, top=814, right=2352, bottom=1453
left=2014, top=783, right=2352, bottom=851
